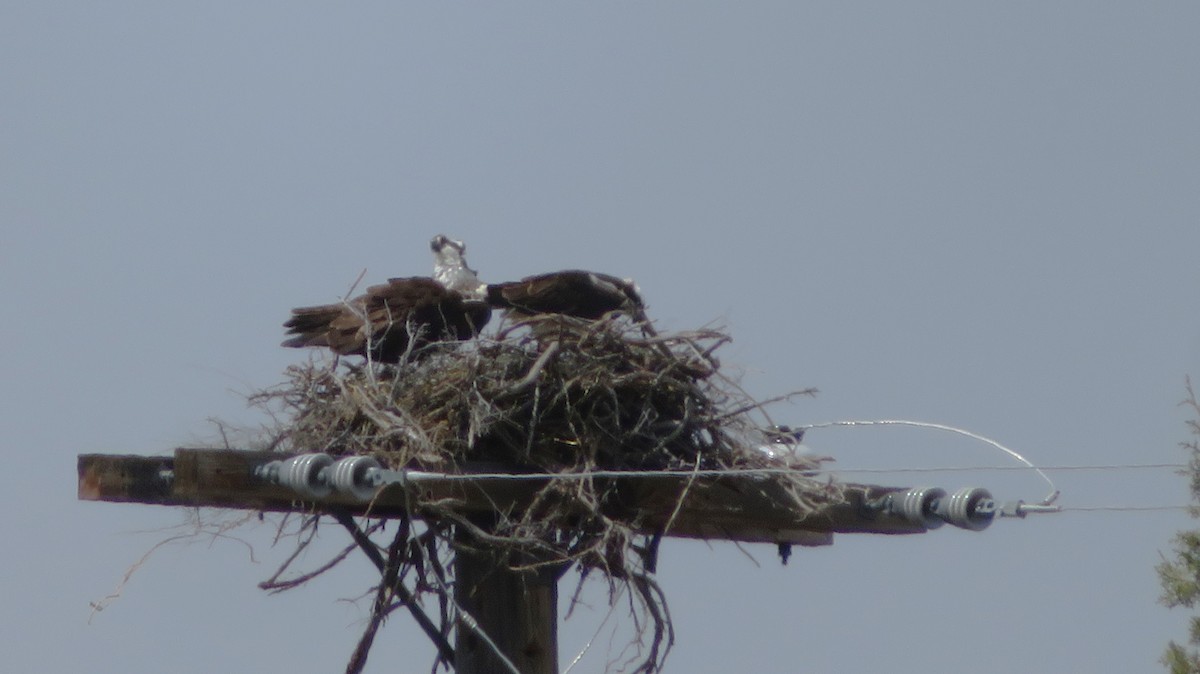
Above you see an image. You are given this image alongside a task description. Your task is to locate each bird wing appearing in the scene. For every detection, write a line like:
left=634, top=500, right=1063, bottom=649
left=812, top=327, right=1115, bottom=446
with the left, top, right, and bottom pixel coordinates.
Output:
left=282, top=277, right=489, bottom=362
left=488, top=270, right=642, bottom=319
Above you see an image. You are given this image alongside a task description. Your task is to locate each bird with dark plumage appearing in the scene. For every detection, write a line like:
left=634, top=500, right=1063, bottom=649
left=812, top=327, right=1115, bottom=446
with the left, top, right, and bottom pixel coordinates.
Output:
left=487, top=270, right=647, bottom=322
left=281, top=235, right=491, bottom=363
left=282, top=235, right=659, bottom=361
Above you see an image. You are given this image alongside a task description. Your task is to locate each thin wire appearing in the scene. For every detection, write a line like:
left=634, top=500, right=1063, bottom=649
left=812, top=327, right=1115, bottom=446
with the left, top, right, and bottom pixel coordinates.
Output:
left=387, top=470, right=1196, bottom=516
left=799, top=419, right=1059, bottom=505
left=1060, top=505, right=1190, bottom=512
left=384, top=465, right=1200, bottom=516
left=393, top=461, right=1184, bottom=483
left=400, top=467, right=804, bottom=481
left=833, top=462, right=1186, bottom=474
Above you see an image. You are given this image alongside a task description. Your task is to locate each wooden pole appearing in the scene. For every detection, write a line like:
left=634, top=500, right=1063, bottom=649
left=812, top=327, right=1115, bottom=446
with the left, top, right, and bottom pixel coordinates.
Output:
left=453, top=522, right=559, bottom=674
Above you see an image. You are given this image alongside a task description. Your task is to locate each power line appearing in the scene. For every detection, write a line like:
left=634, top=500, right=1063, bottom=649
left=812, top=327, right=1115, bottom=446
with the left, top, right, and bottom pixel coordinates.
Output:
left=800, top=419, right=1059, bottom=501
left=1059, top=505, right=1191, bottom=513
left=831, top=462, right=1186, bottom=475
left=359, top=462, right=1185, bottom=481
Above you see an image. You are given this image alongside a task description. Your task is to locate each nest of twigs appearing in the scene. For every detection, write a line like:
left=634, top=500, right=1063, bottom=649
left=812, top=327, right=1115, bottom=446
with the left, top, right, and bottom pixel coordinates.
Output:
left=250, top=315, right=835, bottom=673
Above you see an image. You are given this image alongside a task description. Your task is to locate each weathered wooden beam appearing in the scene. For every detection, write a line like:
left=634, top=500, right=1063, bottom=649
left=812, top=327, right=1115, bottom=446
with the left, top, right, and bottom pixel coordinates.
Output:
left=78, top=449, right=928, bottom=546
left=80, top=450, right=412, bottom=515
left=78, top=454, right=175, bottom=504
left=618, top=473, right=923, bottom=543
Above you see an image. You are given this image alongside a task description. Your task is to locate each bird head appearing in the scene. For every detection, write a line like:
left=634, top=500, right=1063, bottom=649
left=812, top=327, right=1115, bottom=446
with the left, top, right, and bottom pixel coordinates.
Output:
left=430, top=234, right=466, bottom=256
left=618, top=277, right=643, bottom=308
left=430, top=234, right=485, bottom=298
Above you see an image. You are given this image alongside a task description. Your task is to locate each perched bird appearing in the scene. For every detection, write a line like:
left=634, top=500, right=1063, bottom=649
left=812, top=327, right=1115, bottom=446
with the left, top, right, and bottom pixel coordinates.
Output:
left=758, top=426, right=826, bottom=567
left=756, top=426, right=828, bottom=473
left=281, top=235, right=491, bottom=363
left=486, top=270, right=648, bottom=322
left=756, top=426, right=811, bottom=463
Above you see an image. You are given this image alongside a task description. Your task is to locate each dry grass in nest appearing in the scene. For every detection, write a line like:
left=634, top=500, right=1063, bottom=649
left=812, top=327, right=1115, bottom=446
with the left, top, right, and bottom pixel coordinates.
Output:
left=259, top=316, right=818, bottom=468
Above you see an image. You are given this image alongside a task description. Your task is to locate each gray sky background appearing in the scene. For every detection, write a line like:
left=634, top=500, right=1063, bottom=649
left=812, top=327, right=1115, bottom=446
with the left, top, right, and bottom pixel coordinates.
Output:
left=4, top=3, right=1199, bottom=672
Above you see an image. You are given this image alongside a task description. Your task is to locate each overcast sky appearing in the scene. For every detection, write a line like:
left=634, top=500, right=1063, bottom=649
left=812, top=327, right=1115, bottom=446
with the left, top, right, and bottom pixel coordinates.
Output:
left=5, top=3, right=1200, bottom=672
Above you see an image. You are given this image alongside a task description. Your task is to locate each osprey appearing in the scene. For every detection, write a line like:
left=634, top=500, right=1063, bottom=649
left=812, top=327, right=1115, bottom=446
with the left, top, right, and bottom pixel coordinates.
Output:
left=281, top=235, right=491, bottom=363
left=487, top=270, right=648, bottom=322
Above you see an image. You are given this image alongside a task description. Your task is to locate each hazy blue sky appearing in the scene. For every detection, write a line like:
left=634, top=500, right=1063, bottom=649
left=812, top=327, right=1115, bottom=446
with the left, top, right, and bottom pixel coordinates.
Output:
left=5, top=3, right=1199, bottom=672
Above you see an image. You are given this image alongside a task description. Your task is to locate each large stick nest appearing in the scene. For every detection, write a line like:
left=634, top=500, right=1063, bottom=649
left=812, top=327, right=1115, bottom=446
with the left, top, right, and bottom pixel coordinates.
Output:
left=250, top=314, right=836, bottom=673
left=264, top=315, right=821, bottom=468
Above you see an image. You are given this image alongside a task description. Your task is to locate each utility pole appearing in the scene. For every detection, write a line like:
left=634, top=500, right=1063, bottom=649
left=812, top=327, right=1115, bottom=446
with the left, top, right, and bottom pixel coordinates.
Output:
left=453, top=532, right=560, bottom=674
left=78, top=448, right=1056, bottom=672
